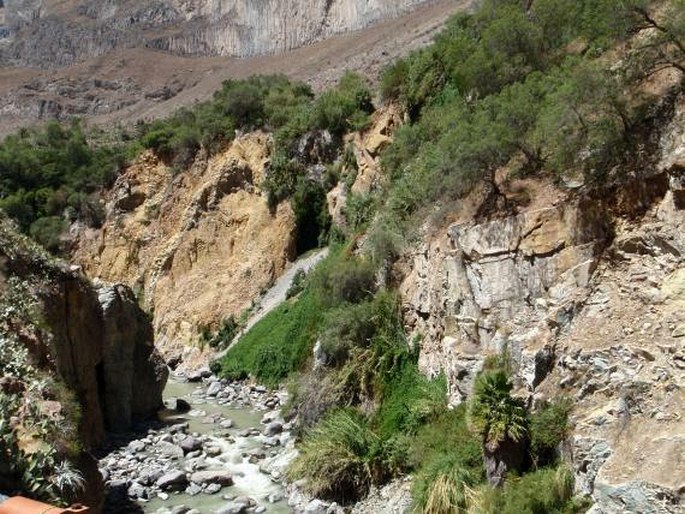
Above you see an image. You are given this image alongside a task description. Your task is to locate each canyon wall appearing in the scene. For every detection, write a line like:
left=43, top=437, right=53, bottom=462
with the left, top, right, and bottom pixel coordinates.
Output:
left=399, top=93, right=685, bottom=512
left=0, top=217, right=168, bottom=447
left=72, top=133, right=297, bottom=369
left=0, top=0, right=436, bottom=67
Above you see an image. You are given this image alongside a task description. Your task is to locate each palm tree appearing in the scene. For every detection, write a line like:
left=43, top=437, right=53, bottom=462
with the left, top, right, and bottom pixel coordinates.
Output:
left=468, top=370, right=528, bottom=486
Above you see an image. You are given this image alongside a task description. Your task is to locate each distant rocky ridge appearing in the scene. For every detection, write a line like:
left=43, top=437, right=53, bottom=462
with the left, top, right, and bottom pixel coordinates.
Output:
left=0, top=0, right=466, bottom=137
left=0, top=0, right=435, bottom=67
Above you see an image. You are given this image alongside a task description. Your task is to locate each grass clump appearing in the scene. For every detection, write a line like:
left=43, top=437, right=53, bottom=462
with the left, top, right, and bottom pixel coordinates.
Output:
left=287, top=409, right=382, bottom=503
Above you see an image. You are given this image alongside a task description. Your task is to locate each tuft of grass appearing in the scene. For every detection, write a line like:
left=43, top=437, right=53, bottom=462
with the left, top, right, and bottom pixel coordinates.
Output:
left=415, top=455, right=478, bottom=514
left=287, top=409, right=380, bottom=504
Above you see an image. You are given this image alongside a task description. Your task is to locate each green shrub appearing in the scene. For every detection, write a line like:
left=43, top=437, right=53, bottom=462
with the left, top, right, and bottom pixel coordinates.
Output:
left=311, top=72, right=374, bottom=136
left=529, top=398, right=573, bottom=468
left=288, top=409, right=383, bottom=503
left=471, top=466, right=577, bottom=514
left=308, top=252, right=376, bottom=307
left=218, top=288, right=323, bottom=387
left=413, top=455, right=477, bottom=514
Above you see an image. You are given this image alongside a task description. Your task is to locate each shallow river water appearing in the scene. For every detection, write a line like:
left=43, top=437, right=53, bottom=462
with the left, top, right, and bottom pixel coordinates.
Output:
left=100, top=377, right=293, bottom=514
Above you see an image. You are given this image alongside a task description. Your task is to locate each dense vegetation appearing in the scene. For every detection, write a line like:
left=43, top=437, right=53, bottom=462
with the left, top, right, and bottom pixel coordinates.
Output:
left=1, top=0, right=683, bottom=510
left=0, top=72, right=373, bottom=255
left=215, top=1, right=683, bottom=512
left=0, top=121, right=131, bottom=251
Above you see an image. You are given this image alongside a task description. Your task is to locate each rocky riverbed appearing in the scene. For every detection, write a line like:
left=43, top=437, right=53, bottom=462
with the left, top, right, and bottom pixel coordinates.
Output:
left=96, top=372, right=296, bottom=514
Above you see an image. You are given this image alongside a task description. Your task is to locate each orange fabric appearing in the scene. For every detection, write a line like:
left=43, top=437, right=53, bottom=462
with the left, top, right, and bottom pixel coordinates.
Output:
left=0, top=497, right=89, bottom=514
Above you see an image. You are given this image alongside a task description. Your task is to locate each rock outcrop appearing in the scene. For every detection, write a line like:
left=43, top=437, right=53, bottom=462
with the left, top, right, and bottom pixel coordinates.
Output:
left=72, top=132, right=297, bottom=369
left=399, top=93, right=685, bottom=512
left=0, top=216, right=168, bottom=447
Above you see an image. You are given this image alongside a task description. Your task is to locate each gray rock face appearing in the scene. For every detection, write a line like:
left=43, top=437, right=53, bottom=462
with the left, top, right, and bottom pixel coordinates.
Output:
left=1, top=0, right=434, bottom=67
left=97, top=283, right=168, bottom=432
left=403, top=201, right=610, bottom=404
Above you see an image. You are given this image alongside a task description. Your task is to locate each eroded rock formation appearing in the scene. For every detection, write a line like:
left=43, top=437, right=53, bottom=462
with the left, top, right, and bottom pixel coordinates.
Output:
left=0, top=218, right=168, bottom=446
left=399, top=94, right=685, bottom=512
left=72, top=133, right=297, bottom=369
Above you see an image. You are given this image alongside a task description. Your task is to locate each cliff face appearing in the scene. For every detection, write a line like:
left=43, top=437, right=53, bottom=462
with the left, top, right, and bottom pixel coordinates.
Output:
left=399, top=93, right=685, bottom=512
left=0, top=215, right=167, bottom=511
left=0, top=218, right=168, bottom=447
left=72, top=133, right=297, bottom=369
left=0, top=0, right=435, bottom=67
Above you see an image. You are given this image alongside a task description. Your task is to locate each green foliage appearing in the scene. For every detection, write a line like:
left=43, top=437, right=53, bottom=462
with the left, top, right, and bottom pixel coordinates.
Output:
left=308, top=251, right=376, bottom=307
left=218, top=289, right=323, bottom=387
left=411, top=407, right=484, bottom=513
left=310, top=72, right=374, bottom=135
left=199, top=315, right=240, bottom=351
left=472, top=466, right=578, bottom=514
left=529, top=398, right=573, bottom=467
left=288, top=409, right=384, bottom=503
left=344, top=192, right=377, bottom=232
left=413, top=455, right=477, bottom=514
left=0, top=120, right=124, bottom=249
left=469, top=370, right=528, bottom=446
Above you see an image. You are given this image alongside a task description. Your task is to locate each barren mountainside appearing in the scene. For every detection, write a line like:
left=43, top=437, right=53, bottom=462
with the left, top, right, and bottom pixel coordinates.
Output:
left=0, top=0, right=436, bottom=66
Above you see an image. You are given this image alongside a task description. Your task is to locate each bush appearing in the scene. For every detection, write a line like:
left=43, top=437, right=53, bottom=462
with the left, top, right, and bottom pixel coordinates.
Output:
left=471, top=466, right=577, bottom=514
left=310, top=72, right=374, bottom=136
left=413, top=455, right=477, bottom=514
left=308, top=252, right=376, bottom=307
left=28, top=216, right=66, bottom=253
left=288, top=409, right=382, bottom=503
left=529, top=398, right=573, bottom=468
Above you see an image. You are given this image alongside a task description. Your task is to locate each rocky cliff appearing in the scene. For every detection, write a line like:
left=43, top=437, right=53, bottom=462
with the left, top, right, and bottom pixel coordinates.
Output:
left=0, top=215, right=168, bottom=447
left=72, top=133, right=297, bottom=369
left=399, top=92, right=685, bottom=512
left=0, top=214, right=167, bottom=510
left=0, top=0, right=436, bottom=67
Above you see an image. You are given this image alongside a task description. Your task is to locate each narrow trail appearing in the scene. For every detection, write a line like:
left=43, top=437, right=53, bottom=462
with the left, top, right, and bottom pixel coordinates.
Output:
left=214, top=247, right=329, bottom=360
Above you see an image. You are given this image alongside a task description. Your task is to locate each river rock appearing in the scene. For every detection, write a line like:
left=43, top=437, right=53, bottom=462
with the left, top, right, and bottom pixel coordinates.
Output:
left=207, top=381, right=223, bottom=397
left=216, top=502, right=247, bottom=514
left=156, top=440, right=185, bottom=459
left=127, top=482, right=146, bottom=499
left=205, top=483, right=222, bottom=494
left=191, top=470, right=234, bottom=486
left=156, top=470, right=188, bottom=491
left=185, top=482, right=202, bottom=496
left=304, top=499, right=330, bottom=514
left=264, top=422, right=283, bottom=436
left=128, top=440, right=146, bottom=453
left=180, top=436, right=202, bottom=454
left=166, top=397, right=192, bottom=413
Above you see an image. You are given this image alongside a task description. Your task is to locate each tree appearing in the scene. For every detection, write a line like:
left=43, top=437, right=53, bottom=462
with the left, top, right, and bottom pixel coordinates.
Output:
left=469, top=370, right=528, bottom=486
